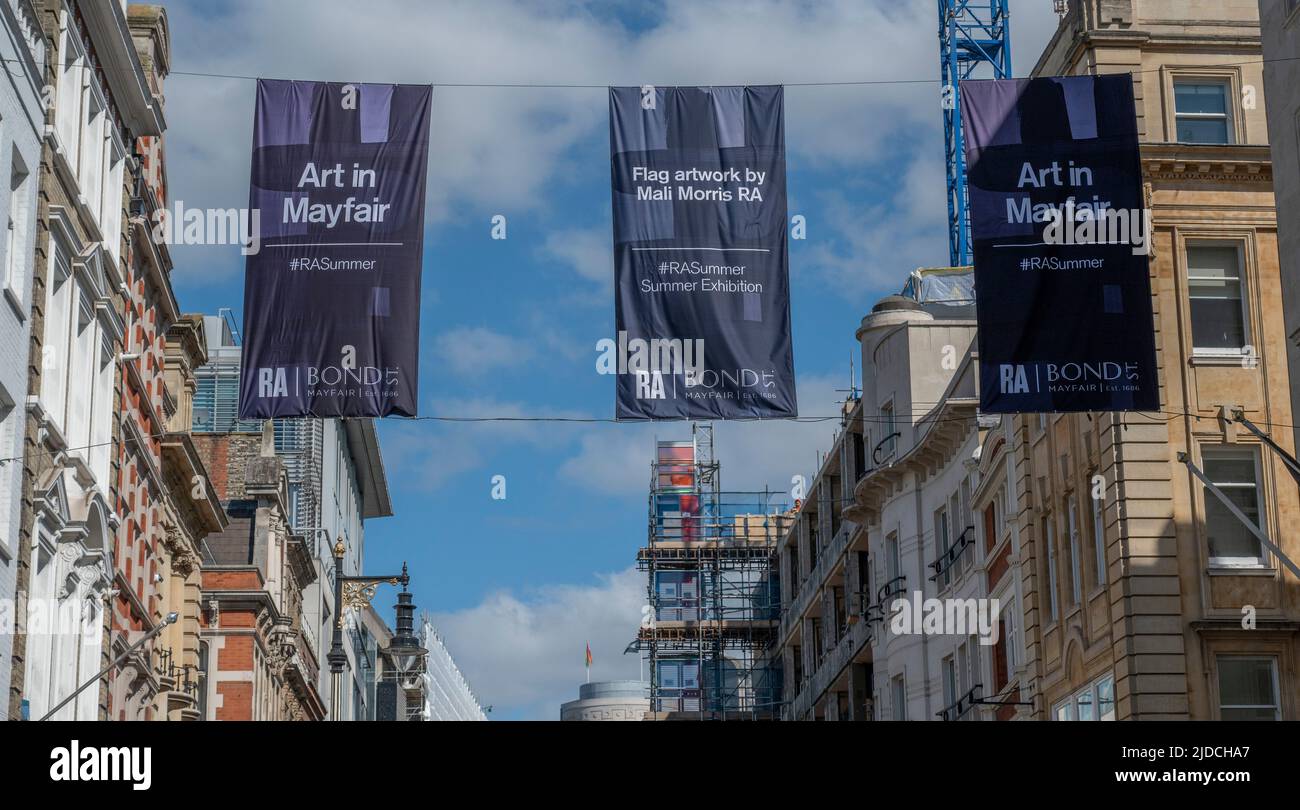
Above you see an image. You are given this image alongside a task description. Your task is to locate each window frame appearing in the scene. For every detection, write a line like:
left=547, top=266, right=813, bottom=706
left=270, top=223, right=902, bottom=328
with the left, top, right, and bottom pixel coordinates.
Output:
left=1172, top=78, right=1235, bottom=145
left=1185, top=241, right=1252, bottom=357
left=891, top=673, right=907, bottom=721
left=1066, top=497, right=1082, bottom=605
left=1200, top=445, right=1268, bottom=569
left=1091, top=488, right=1107, bottom=588
left=1051, top=673, right=1116, bottom=721
left=935, top=504, right=950, bottom=590
left=1043, top=516, right=1059, bottom=624
left=1216, top=655, right=1281, bottom=721
left=879, top=399, right=897, bottom=459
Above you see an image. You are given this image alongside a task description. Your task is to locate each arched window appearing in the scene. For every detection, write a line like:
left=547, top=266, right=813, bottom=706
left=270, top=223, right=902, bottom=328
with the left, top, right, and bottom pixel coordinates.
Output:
left=197, top=642, right=209, bottom=720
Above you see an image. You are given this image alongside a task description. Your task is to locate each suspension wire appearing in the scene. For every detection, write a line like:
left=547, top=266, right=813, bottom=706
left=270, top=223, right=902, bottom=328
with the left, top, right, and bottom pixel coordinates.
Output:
left=0, top=406, right=1288, bottom=468
left=14, top=52, right=1299, bottom=87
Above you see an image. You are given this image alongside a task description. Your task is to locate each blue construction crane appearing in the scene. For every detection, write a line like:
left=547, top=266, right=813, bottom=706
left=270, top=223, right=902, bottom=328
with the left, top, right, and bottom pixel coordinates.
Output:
left=938, top=0, right=1014, bottom=267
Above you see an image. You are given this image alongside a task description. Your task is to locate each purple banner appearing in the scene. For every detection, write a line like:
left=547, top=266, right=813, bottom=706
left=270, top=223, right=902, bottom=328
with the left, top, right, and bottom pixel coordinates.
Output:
left=239, top=79, right=431, bottom=419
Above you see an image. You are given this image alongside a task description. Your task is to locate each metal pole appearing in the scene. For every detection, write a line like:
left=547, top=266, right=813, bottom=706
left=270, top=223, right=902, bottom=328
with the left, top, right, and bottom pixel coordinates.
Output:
left=1232, top=410, right=1300, bottom=488
left=323, top=536, right=403, bottom=721
left=1179, top=452, right=1300, bottom=580
left=328, top=538, right=347, bottom=721
left=39, top=612, right=178, bottom=721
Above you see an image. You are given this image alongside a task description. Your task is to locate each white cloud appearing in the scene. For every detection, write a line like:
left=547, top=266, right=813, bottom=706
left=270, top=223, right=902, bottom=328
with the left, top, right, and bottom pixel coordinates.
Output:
left=429, top=567, right=644, bottom=720
left=380, top=394, right=593, bottom=490
left=157, top=0, right=982, bottom=285
left=540, top=226, right=611, bottom=289
left=433, top=326, right=535, bottom=376
left=802, top=149, right=952, bottom=299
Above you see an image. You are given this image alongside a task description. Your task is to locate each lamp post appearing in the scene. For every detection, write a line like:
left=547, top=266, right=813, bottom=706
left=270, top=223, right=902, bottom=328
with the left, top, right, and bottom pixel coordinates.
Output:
left=385, top=565, right=428, bottom=719
left=326, top=537, right=408, bottom=721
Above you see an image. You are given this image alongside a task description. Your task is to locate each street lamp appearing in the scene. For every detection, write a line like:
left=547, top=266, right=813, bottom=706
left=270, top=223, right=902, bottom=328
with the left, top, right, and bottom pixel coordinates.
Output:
left=386, top=564, right=428, bottom=695
left=326, top=538, right=408, bottom=721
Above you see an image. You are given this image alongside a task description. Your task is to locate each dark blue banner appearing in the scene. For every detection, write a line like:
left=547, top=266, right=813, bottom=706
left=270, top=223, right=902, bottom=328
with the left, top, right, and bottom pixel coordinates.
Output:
left=961, top=74, right=1159, bottom=413
left=609, top=85, right=797, bottom=420
left=239, top=80, right=431, bottom=419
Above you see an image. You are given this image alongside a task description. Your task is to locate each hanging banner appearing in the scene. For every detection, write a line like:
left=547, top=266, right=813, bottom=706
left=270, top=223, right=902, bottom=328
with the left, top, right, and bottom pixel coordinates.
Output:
left=960, top=74, right=1159, bottom=413
left=608, top=85, right=797, bottom=420
left=239, top=79, right=431, bottom=419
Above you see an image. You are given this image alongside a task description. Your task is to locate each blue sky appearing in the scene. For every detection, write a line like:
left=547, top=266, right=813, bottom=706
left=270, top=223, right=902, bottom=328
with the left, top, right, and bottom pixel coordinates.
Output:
left=158, top=0, right=1059, bottom=719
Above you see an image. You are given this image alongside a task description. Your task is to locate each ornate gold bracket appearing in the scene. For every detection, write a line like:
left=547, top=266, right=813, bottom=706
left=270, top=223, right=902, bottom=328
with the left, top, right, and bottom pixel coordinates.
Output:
left=337, top=576, right=401, bottom=627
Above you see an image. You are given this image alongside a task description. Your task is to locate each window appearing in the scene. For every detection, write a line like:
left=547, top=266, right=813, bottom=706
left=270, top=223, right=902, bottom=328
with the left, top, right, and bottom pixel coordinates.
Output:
left=1174, top=80, right=1233, bottom=144
left=4, top=150, right=30, bottom=303
left=952, top=489, right=966, bottom=580
left=879, top=401, right=896, bottom=459
left=934, top=506, right=950, bottom=589
left=886, top=531, right=901, bottom=584
left=1202, top=447, right=1265, bottom=566
left=657, top=660, right=701, bottom=712
left=852, top=431, right=866, bottom=480
left=1091, top=492, right=1107, bottom=587
left=1066, top=498, right=1081, bottom=605
left=0, top=387, right=15, bottom=551
left=1043, top=517, right=1059, bottom=622
left=891, top=674, right=907, bottom=721
left=1187, top=244, right=1248, bottom=354
left=1003, top=606, right=1019, bottom=673
left=941, top=657, right=957, bottom=715
left=963, top=638, right=982, bottom=718
left=655, top=571, right=699, bottom=621
left=1217, top=657, right=1280, bottom=720
left=197, top=642, right=209, bottom=720
left=1097, top=675, right=1115, bottom=720
left=959, top=640, right=974, bottom=699
left=1052, top=674, right=1116, bottom=721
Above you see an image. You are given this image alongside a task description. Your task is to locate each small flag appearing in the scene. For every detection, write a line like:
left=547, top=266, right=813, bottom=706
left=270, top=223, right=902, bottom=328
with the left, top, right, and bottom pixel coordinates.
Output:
left=585, top=642, right=592, bottom=668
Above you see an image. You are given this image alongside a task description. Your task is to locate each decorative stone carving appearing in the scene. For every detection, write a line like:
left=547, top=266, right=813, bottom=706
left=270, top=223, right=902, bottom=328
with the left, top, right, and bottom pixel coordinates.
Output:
left=171, top=548, right=201, bottom=577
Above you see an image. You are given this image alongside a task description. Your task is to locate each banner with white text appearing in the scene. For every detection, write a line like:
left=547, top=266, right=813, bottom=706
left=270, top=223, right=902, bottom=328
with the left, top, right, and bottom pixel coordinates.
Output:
left=239, top=79, right=431, bottom=419
left=609, top=85, right=797, bottom=420
left=961, top=74, right=1159, bottom=413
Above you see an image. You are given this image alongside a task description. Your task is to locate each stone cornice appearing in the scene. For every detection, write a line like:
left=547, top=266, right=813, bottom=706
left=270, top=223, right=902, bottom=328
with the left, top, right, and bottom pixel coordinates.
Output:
left=1142, top=143, right=1273, bottom=184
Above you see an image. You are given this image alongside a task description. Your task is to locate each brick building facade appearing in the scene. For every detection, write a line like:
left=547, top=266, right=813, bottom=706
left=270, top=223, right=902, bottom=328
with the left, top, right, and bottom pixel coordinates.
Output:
left=193, top=426, right=324, bottom=721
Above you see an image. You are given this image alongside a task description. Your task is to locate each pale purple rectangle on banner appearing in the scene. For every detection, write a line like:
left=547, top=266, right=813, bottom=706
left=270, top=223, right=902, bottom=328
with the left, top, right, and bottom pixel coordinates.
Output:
left=361, top=84, right=393, bottom=143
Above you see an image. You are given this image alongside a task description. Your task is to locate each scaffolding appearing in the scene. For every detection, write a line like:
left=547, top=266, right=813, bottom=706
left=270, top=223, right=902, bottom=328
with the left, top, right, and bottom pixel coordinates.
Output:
left=938, top=0, right=1013, bottom=266
left=634, top=424, right=793, bottom=720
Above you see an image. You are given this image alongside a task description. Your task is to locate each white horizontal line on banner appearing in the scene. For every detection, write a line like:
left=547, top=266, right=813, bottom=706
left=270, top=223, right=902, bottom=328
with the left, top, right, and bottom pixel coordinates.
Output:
left=630, top=247, right=771, bottom=253
left=264, top=242, right=406, bottom=247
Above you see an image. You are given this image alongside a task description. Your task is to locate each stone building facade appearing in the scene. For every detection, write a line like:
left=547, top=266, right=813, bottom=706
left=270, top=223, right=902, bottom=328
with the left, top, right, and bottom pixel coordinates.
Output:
left=1258, top=1, right=1300, bottom=452
left=193, top=425, right=325, bottom=721
left=10, top=0, right=163, bottom=722
left=776, top=0, right=1297, bottom=722
left=1011, top=0, right=1298, bottom=721
left=0, top=0, right=46, bottom=722
left=560, top=681, right=650, bottom=721
left=103, top=3, right=224, bottom=723
left=778, top=295, right=997, bottom=721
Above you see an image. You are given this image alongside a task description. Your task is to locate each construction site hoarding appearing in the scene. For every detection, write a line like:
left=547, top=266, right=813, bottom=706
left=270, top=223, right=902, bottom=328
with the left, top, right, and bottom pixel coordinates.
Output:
left=609, top=85, right=798, bottom=420
left=239, top=79, right=432, bottom=419
left=960, top=74, right=1160, bottom=413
